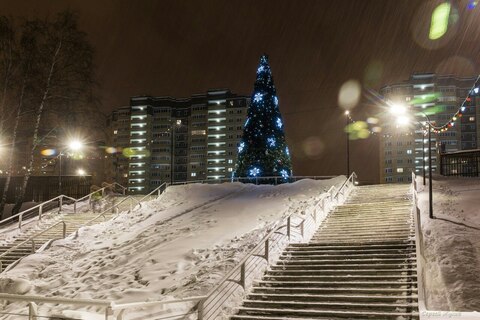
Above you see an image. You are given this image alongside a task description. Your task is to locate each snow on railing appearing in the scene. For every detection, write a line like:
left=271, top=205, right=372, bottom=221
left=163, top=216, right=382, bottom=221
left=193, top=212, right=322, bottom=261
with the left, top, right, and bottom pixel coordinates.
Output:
left=0, top=182, right=128, bottom=232
left=411, top=172, right=480, bottom=320
left=75, top=183, right=168, bottom=237
left=0, top=221, right=66, bottom=272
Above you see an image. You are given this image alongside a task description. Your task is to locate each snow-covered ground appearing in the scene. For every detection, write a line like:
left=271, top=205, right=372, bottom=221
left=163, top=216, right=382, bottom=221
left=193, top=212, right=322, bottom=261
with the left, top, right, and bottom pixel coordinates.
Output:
left=0, top=177, right=345, bottom=319
left=416, top=175, right=480, bottom=312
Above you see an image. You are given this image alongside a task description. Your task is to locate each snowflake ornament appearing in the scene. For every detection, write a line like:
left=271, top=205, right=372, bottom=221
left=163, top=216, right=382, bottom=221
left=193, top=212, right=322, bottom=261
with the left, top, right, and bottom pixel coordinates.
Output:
left=257, top=65, right=264, bottom=73
left=238, top=142, right=245, bottom=153
left=249, top=167, right=261, bottom=177
left=280, top=169, right=289, bottom=179
left=276, top=118, right=283, bottom=128
left=254, top=93, right=263, bottom=103
left=267, top=137, right=276, bottom=147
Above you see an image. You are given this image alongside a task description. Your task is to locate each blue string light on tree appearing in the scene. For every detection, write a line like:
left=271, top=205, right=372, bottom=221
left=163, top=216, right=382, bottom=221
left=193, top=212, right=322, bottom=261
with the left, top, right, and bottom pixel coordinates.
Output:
left=274, top=96, right=279, bottom=106
left=257, top=65, right=265, bottom=73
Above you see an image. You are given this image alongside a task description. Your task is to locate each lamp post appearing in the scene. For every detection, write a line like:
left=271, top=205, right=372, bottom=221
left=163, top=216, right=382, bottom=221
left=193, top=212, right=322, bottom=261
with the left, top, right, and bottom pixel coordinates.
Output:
left=345, top=110, right=350, bottom=177
left=170, top=120, right=182, bottom=185
left=58, top=140, right=83, bottom=195
left=389, top=103, right=434, bottom=219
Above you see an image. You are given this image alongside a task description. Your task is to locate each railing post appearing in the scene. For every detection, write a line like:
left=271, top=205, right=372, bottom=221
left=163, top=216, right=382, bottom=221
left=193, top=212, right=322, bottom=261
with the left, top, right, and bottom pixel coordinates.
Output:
left=300, top=220, right=305, bottom=239
left=31, top=240, right=35, bottom=253
left=287, top=216, right=291, bottom=240
left=62, top=222, right=66, bottom=238
left=105, top=306, right=113, bottom=320
left=239, top=262, right=246, bottom=289
left=39, top=205, right=43, bottom=221
left=28, top=301, right=38, bottom=320
left=74, top=201, right=77, bottom=214
left=265, top=239, right=270, bottom=265
left=197, top=298, right=205, bottom=320
left=59, top=197, right=63, bottom=213
left=19, top=213, right=22, bottom=230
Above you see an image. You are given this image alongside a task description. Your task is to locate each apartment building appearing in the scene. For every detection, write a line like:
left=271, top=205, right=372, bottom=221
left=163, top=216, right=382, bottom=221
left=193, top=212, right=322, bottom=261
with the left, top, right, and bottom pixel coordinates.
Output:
left=106, top=89, right=250, bottom=193
left=379, top=73, right=479, bottom=183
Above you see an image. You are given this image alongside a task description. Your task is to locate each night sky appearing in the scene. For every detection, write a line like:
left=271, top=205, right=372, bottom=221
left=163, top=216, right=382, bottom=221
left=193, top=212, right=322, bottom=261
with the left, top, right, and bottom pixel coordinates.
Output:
left=2, top=0, right=480, bottom=183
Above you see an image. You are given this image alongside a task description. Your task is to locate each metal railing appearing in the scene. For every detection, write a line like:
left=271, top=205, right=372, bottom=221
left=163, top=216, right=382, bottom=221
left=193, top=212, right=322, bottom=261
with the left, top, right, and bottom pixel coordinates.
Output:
left=196, top=172, right=356, bottom=320
left=0, top=175, right=357, bottom=320
left=411, top=172, right=480, bottom=319
left=0, top=182, right=128, bottom=231
left=0, top=220, right=66, bottom=272
left=170, top=175, right=336, bottom=186
left=73, top=183, right=168, bottom=239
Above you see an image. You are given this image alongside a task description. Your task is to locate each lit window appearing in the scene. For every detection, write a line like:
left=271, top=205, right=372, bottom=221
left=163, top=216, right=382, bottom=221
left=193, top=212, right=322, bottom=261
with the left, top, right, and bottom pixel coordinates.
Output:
left=228, top=159, right=233, bottom=164
left=469, top=116, right=475, bottom=122
left=228, top=168, right=233, bottom=172
left=191, top=172, right=196, bottom=177
left=113, top=130, right=118, bottom=135
left=397, top=168, right=404, bottom=173
left=407, top=149, right=413, bottom=154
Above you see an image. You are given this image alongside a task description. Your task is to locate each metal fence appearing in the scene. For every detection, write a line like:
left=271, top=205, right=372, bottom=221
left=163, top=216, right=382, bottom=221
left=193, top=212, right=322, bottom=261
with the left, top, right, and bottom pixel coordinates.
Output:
left=439, top=149, right=480, bottom=177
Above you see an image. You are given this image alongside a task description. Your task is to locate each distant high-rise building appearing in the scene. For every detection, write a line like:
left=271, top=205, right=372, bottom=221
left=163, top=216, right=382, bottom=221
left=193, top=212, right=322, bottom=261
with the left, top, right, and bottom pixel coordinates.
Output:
left=379, top=73, right=479, bottom=183
left=106, top=89, right=250, bottom=193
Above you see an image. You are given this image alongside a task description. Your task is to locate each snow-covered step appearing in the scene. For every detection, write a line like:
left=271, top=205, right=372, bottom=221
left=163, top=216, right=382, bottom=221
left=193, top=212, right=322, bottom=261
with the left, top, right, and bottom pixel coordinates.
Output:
left=255, top=280, right=417, bottom=288
left=266, top=270, right=417, bottom=277
left=246, top=293, right=419, bottom=302
left=242, top=300, right=418, bottom=311
left=233, top=306, right=419, bottom=319
left=230, top=184, right=417, bottom=320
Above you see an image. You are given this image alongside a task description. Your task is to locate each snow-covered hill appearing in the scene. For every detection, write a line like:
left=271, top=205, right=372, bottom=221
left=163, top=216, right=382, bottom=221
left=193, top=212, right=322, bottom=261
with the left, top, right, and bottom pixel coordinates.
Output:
left=0, top=177, right=345, bottom=319
left=416, top=176, right=480, bottom=312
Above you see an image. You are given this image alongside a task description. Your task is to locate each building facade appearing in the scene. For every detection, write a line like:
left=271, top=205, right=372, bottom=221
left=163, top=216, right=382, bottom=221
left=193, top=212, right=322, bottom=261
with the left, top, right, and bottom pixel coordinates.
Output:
left=106, top=89, right=250, bottom=193
left=379, top=74, right=479, bottom=183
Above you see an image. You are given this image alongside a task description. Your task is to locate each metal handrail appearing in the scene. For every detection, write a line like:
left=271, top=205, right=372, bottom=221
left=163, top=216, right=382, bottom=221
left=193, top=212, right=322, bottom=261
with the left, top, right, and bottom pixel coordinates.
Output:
left=0, top=220, right=66, bottom=272
left=137, top=182, right=167, bottom=203
left=0, top=182, right=128, bottom=231
left=75, top=184, right=168, bottom=235
left=170, top=175, right=336, bottom=186
left=196, top=172, right=357, bottom=320
left=102, top=181, right=127, bottom=195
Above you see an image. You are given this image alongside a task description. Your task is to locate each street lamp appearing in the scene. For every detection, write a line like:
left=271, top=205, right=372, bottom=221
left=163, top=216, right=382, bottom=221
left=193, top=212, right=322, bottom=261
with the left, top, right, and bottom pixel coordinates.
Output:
left=170, top=120, right=183, bottom=184
left=344, top=110, right=350, bottom=177
left=59, top=139, right=83, bottom=195
left=389, top=103, right=434, bottom=219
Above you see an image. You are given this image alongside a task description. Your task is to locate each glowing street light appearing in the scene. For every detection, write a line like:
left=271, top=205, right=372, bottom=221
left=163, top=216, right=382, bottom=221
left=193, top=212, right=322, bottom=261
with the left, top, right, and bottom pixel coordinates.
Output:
left=389, top=103, right=434, bottom=219
left=59, top=139, right=84, bottom=195
left=76, top=168, right=86, bottom=176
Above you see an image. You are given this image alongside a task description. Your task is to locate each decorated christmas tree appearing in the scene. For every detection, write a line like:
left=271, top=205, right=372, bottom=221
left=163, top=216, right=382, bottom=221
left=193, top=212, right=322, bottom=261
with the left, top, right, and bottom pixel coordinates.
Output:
left=235, top=54, right=292, bottom=179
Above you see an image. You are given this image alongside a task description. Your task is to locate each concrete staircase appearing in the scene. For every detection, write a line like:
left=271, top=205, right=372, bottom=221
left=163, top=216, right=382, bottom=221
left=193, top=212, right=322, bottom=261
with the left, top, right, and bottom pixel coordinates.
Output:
left=0, top=198, right=120, bottom=271
left=231, top=184, right=419, bottom=319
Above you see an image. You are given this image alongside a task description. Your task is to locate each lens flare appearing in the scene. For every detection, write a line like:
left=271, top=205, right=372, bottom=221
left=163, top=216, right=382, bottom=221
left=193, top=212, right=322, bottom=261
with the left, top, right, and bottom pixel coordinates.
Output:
left=430, top=2, right=451, bottom=40
left=338, top=80, right=361, bottom=111
left=41, top=149, right=57, bottom=156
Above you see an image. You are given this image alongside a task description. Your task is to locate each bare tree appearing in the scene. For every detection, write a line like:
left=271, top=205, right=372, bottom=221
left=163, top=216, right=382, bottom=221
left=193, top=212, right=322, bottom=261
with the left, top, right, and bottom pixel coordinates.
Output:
left=10, top=11, right=95, bottom=215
